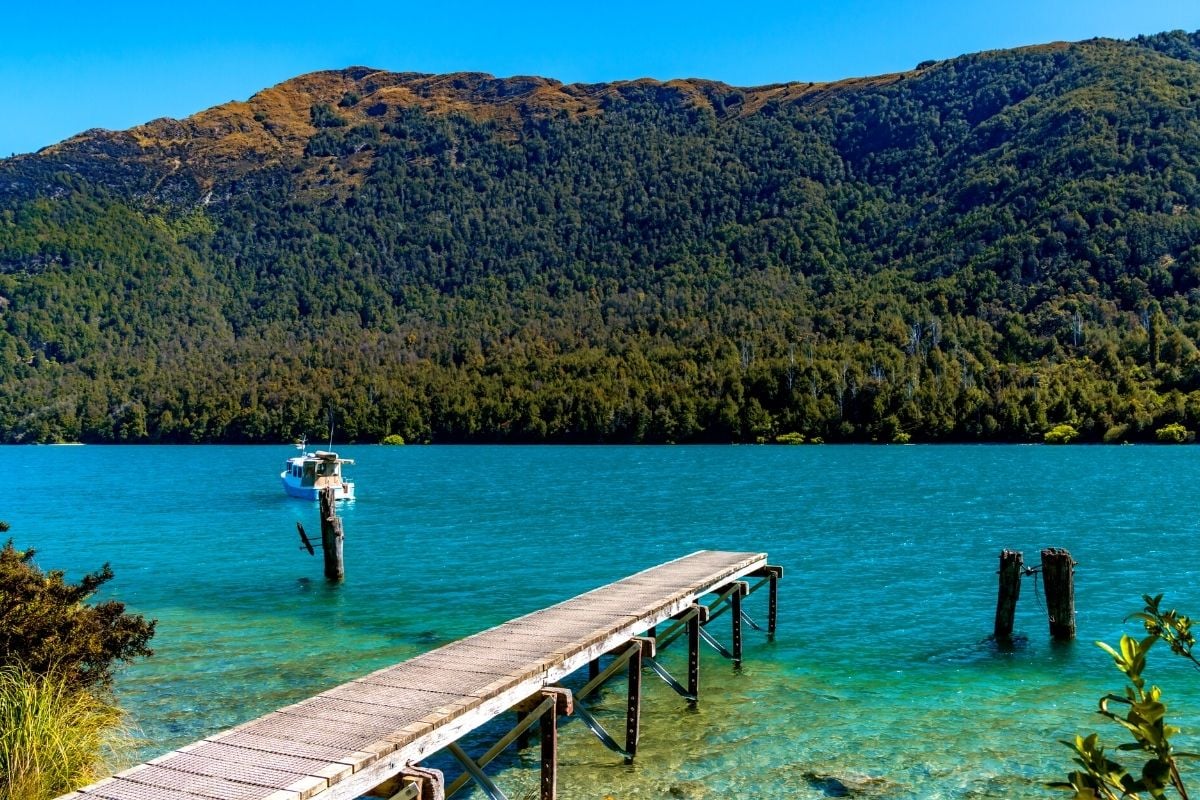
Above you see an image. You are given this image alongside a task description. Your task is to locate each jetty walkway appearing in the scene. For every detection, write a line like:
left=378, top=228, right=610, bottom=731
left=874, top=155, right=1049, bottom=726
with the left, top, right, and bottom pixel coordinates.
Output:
left=65, top=550, right=782, bottom=800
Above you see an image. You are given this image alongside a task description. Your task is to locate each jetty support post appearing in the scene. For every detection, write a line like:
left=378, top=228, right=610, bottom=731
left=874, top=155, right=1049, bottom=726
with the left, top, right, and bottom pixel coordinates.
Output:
left=730, top=581, right=748, bottom=667
left=540, top=688, right=572, bottom=800
left=993, top=550, right=1023, bottom=642
left=515, top=707, right=531, bottom=750
left=745, top=564, right=784, bottom=641
left=319, top=487, right=345, bottom=582
left=1041, top=548, right=1076, bottom=641
left=445, top=688, right=571, bottom=799
left=625, top=637, right=653, bottom=763
left=768, top=567, right=780, bottom=641
left=684, top=604, right=710, bottom=705
left=689, top=613, right=699, bottom=705
left=570, top=641, right=645, bottom=760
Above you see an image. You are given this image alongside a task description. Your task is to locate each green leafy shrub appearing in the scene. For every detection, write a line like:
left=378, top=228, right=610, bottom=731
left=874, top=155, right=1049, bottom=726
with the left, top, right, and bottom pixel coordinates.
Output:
left=774, top=432, right=805, bottom=445
left=1155, top=423, right=1192, bottom=443
left=381, top=434, right=405, bottom=445
left=0, top=667, right=128, bottom=800
left=1052, top=595, right=1196, bottom=799
left=1045, top=424, right=1080, bottom=444
left=0, top=540, right=155, bottom=691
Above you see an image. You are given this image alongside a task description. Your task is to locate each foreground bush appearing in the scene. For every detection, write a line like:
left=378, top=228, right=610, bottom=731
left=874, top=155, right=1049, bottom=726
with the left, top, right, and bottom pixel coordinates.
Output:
left=0, top=667, right=127, bottom=800
left=0, top=540, right=155, bottom=692
left=1052, top=595, right=1196, bottom=798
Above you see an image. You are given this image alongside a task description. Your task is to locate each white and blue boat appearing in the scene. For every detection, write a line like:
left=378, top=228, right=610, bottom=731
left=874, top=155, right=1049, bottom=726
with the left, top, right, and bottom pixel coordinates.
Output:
left=281, top=440, right=355, bottom=501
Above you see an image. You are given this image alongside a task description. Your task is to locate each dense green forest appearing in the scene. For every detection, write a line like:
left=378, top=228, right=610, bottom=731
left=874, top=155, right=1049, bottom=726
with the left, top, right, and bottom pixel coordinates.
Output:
left=4, top=31, right=1200, bottom=443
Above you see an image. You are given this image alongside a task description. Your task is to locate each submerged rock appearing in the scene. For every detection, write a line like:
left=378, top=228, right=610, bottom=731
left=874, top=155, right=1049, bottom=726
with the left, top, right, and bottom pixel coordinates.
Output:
left=802, top=771, right=890, bottom=797
left=666, top=781, right=706, bottom=798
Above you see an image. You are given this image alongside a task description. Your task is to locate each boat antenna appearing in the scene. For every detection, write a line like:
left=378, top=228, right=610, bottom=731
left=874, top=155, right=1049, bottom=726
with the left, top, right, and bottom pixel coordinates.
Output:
left=327, top=406, right=336, bottom=450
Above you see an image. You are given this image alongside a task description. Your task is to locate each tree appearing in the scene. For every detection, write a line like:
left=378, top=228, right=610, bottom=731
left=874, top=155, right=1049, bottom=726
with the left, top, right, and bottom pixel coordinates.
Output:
left=1045, top=423, right=1081, bottom=444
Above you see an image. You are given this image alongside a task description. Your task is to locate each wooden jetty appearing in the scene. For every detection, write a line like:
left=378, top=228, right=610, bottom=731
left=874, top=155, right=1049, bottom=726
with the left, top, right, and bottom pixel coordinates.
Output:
left=63, top=550, right=782, bottom=800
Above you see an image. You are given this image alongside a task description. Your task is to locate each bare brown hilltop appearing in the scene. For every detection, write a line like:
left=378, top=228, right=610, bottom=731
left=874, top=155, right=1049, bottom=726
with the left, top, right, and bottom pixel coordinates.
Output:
left=37, top=67, right=922, bottom=190
left=23, top=41, right=1077, bottom=195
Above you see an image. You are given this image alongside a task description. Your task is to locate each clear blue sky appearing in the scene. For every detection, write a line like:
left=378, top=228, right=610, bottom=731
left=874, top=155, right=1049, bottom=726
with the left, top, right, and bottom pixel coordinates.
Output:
left=2, top=0, right=1198, bottom=156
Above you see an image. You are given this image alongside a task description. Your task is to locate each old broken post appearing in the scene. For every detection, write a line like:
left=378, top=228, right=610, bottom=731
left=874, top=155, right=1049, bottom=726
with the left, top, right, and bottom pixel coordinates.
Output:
left=319, top=487, right=345, bottom=581
left=992, top=547, right=1076, bottom=642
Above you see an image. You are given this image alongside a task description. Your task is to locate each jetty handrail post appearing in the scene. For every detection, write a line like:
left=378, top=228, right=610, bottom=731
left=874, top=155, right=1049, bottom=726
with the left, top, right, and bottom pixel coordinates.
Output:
left=1041, top=547, right=1076, bottom=640
left=319, top=487, right=345, bottom=582
left=993, top=549, right=1024, bottom=642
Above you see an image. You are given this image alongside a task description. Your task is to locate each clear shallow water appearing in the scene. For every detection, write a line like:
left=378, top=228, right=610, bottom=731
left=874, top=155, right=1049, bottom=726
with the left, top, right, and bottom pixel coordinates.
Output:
left=4, top=444, right=1200, bottom=799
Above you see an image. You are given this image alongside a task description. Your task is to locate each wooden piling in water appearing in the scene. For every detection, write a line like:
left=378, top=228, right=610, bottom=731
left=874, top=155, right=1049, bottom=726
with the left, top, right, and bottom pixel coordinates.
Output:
left=319, top=487, right=345, bottom=582
left=993, top=549, right=1023, bottom=642
left=1041, top=548, right=1076, bottom=640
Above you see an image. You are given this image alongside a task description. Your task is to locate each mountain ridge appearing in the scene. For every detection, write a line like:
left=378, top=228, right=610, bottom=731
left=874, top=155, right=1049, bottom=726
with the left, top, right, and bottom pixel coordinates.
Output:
left=3, top=31, right=1200, bottom=444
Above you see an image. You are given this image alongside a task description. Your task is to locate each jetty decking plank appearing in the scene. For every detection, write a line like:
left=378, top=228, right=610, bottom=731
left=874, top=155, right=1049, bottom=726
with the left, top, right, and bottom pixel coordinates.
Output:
left=71, top=550, right=766, bottom=800
left=144, top=754, right=317, bottom=798
left=105, top=765, right=270, bottom=800
left=322, top=682, right=463, bottom=709
left=175, top=742, right=352, bottom=786
left=79, top=780, right=219, bottom=800
left=204, top=730, right=372, bottom=768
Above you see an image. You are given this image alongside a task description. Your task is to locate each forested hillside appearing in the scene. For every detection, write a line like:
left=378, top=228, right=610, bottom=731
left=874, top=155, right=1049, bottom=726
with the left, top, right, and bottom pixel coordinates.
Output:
left=3, top=31, right=1200, bottom=443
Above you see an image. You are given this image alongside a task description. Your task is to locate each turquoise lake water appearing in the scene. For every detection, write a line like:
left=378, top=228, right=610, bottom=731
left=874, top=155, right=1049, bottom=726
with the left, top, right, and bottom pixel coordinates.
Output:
left=5, top=444, right=1200, bottom=799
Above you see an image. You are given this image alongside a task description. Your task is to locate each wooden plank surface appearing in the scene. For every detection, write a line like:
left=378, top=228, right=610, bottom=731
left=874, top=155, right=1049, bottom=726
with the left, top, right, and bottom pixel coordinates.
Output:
left=72, top=550, right=767, bottom=800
